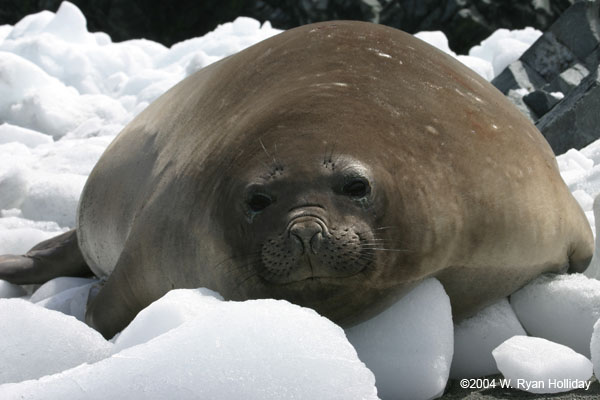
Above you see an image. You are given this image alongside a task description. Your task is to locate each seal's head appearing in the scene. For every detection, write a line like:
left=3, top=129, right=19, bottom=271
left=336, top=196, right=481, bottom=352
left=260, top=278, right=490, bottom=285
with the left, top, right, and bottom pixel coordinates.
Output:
left=245, top=154, right=379, bottom=284
left=213, top=129, right=421, bottom=327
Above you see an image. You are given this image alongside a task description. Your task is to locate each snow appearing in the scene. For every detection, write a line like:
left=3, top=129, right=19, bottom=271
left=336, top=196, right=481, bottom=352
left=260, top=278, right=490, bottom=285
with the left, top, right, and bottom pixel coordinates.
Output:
left=28, top=277, right=97, bottom=323
left=346, top=279, right=453, bottom=400
left=510, top=274, right=600, bottom=358
left=2, top=289, right=378, bottom=400
left=468, top=28, right=542, bottom=77
left=591, top=319, right=600, bottom=379
left=111, top=288, right=224, bottom=354
left=585, top=196, right=600, bottom=279
left=493, top=336, right=593, bottom=394
left=415, top=27, right=541, bottom=80
left=451, top=298, right=526, bottom=379
left=0, top=298, right=112, bottom=385
left=0, top=279, right=26, bottom=298
left=33, top=278, right=96, bottom=322
left=0, top=123, right=53, bottom=147
left=1, top=1, right=600, bottom=398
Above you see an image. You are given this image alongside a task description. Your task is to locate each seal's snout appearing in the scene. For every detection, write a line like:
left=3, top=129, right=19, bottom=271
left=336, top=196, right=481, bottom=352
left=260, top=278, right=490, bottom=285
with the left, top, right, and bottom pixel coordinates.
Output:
left=260, top=208, right=371, bottom=284
left=289, top=220, right=323, bottom=254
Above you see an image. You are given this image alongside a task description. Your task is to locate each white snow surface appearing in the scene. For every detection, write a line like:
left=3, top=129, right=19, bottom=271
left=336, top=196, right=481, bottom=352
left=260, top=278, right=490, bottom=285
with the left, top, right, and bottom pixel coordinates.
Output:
left=493, top=336, right=593, bottom=394
left=511, top=274, right=600, bottom=358
left=2, top=1, right=600, bottom=398
left=33, top=278, right=96, bottom=322
left=346, top=279, right=453, bottom=400
left=451, top=298, right=527, bottom=379
left=0, top=279, right=26, bottom=298
left=0, top=298, right=112, bottom=385
left=468, top=27, right=542, bottom=78
left=0, top=289, right=379, bottom=400
left=591, top=319, right=600, bottom=380
left=414, top=27, right=541, bottom=80
left=111, top=287, right=224, bottom=354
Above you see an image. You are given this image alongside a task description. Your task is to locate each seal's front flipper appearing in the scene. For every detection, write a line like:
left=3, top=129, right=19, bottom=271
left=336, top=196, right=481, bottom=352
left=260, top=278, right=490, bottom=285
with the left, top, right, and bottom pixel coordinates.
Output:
left=85, top=253, right=144, bottom=339
left=0, top=229, right=92, bottom=285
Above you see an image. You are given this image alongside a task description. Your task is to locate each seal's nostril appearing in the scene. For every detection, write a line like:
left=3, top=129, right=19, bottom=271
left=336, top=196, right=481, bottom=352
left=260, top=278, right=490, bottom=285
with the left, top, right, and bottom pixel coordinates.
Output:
left=310, top=231, right=322, bottom=254
left=289, top=221, right=323, bottom=253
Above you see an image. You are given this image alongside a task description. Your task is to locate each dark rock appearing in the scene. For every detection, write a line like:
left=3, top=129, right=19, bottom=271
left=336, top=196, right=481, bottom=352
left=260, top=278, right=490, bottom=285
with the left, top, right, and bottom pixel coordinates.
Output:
left=493, top=61, right=546, bottom=95
left=491, top=0, right=600, bottom=154
left=507, top=89, right=539, bottom=121
left=536, top=67, right=600, bottom=155
left=544, top=63, right=590, bottom=94
left=519, top=31, right=576, bottom=82
left=377, top=0, right=575, bottom=54
left=492, top=0, right=599, bottom=96
left=551, top=0, right=600, bottom=63
left=522, top=90, right=562, bottom=116
left=0, top=0, right=575, bottom=54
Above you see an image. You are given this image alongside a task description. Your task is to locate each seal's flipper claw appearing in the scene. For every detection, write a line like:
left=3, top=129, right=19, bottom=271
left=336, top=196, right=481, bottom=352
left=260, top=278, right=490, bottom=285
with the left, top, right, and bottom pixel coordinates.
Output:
left=0, top=229, right=92, bottom=285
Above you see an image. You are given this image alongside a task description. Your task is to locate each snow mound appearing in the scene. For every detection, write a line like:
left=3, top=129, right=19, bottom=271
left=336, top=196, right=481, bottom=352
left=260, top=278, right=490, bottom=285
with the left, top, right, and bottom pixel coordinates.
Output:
left=493, top=336, right=592, bottom=394
left=590, top=319, right=600, bottom=380
left=414, top=28, right=539, bottom=80
left=0, top=298, right=111, bottom=385
left=112, top=288, right=224, bottom=353
left=346, top=278, right=453, bottom=400
left=468, top=28, right=542, bottom=77
left=0, top=280, right=26, bottom=298
left=33, top=278, right=97, bottom=322
left=510, top=274, right=600, bottom=357
left=0, top=292, right=378, bottom=400
left=451, top=298, right=526, bottom=378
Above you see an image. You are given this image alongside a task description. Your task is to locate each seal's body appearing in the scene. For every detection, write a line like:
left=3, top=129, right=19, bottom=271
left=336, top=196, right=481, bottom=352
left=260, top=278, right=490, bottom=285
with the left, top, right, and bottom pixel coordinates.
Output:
left=0, top=21, right=593, bottom=338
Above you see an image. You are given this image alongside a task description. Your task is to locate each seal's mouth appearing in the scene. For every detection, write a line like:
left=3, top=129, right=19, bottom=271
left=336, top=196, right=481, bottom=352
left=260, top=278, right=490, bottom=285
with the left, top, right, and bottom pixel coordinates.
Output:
left=272, top=268, right=367, bottom=286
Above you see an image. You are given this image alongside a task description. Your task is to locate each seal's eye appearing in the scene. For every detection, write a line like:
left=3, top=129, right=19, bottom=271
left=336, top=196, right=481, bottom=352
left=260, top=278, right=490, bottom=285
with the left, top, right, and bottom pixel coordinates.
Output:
left=247, top=193, right=272, bottom=212
left=342, top=178, right=370, bottom=198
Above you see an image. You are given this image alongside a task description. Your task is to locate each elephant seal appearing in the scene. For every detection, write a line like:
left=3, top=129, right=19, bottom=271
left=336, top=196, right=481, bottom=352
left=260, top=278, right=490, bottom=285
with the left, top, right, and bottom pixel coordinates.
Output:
left=0, top=21, right=593, bottom=339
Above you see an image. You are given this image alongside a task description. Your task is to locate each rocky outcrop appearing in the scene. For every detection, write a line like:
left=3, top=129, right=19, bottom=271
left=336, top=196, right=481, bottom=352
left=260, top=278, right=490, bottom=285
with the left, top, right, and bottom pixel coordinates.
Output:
left=247, top=0, right=574, bottom=53
left=492, top=0, right=600, bottom=155
left=0, top=1, right=574, bottom=53
left=536, top=68, right=600, bottom=154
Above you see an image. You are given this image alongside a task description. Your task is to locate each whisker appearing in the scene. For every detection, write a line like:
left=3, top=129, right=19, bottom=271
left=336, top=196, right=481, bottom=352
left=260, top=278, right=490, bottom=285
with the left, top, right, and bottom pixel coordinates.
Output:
left=355, top=254, right=376, bottom=263
left=215, top=254, right=263, bottom=277
left=355, top=226, right=400, bottom=236
left=361, top=243, right=400, bottom=248
left=324, top=131, right=336, bottom=162
left=372, top=226, right=399, bottom=231
left=361, top=240, right=401, bottom=246
left=366, top=248, right=412, bottom=253
left=213, top=251, right=261, bottom=266
left=212, top=252, right=261, bottom=270
left=235, top=269, right=262, bottom=291
left=356, top=256, right=377, bottom=272
left=259, top=138, right=278, bottom=167
left=221, top=260, right=261, bottom=276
